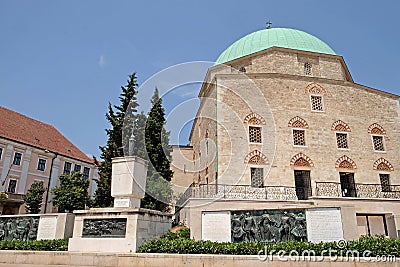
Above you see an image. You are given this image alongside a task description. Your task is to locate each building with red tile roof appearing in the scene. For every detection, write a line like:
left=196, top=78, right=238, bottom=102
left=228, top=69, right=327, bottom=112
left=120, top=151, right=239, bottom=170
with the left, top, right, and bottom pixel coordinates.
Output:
left=0, top=106, right=97, bottom=214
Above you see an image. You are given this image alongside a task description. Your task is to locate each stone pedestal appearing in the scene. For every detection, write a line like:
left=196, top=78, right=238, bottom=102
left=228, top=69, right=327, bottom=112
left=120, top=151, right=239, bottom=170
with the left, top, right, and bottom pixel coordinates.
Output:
left=68, top=208, right=171, bottom=253
left=68, top=156, right=172, bottom=253
left=111, top=156, right=148, bottom=208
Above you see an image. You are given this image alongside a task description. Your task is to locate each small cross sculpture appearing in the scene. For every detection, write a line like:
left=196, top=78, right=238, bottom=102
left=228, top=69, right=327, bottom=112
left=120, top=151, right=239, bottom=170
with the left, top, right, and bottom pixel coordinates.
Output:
left=266, top=20, right=272, bottom=29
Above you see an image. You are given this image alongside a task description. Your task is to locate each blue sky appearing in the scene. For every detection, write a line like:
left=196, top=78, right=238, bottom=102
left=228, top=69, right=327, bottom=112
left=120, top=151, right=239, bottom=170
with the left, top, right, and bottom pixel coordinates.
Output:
left=1, top=0, right=399, bottom=157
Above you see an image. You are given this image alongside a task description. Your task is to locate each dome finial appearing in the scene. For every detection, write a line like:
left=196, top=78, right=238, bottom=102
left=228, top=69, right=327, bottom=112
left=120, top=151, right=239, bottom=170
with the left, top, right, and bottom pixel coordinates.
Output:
left=266, top=20, right=272, bottom=29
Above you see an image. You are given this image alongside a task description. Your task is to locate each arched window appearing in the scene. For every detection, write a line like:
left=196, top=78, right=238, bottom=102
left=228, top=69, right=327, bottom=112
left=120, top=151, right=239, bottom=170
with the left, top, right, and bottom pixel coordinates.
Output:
left=306, top=83, right=326, bottom=112
left=304, top=62, right=312, bottom=76
left=373, top=158, right=394, bottom=171
left=245, top=150, right=268, bottom=188
left=331, top=120, right=351, bottom=149
left=335, top=155, right=357, bottom=169
left=368, top=123, right=386, bottom=152
left=244, top=113, right=265, bottom=144
left=290, top=153, right=314, bottom=167
left=244, top=150, right=268, bottom=165
left=373, top=158, right=394, bottom=192
left=288, top=117, right=308, bottom=147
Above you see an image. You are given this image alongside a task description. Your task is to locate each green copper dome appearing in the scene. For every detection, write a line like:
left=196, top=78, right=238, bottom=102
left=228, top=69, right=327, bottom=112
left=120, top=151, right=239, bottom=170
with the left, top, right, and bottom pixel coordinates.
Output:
left=215, top=28, right=336, bottom=64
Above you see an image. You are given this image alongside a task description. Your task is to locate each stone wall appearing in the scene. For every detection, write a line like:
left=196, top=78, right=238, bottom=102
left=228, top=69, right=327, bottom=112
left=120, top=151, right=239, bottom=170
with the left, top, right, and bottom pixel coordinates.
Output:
left=197, top=69, right=400, bottom=188
left=170, top=145, right=195, bottom=194
left=228, top=48, right=349, bottom=81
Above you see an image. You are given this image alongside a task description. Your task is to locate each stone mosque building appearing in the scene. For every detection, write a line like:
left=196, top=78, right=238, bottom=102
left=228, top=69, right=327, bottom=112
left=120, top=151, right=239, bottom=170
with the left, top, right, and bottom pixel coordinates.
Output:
left=172, top=26, right=400, bottom=243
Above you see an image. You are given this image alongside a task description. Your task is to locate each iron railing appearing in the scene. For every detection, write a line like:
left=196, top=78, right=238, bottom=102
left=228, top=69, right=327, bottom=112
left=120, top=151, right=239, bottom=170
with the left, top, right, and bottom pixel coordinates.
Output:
left=176, top=181, right=400, bottom=207
left=176, top=183, right=297, bottom=207
left=316, top=182, right=400, bottom=199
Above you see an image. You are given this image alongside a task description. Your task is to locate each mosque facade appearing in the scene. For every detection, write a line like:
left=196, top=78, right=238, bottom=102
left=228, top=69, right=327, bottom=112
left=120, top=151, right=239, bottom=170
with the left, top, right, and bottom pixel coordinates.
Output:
left=173, top=27, right=400, bottom=242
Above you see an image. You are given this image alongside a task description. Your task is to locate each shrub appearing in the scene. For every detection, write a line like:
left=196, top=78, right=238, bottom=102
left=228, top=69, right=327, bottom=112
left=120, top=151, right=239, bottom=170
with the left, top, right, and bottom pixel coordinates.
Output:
left=138, top=235, right=400, bottom=257
left=0, top=239, right=68, bottom=251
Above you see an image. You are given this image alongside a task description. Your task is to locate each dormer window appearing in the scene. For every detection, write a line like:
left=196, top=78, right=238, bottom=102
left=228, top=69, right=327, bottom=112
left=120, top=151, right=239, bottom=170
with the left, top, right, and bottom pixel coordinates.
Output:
left=304, top=62, right=312, bottom=76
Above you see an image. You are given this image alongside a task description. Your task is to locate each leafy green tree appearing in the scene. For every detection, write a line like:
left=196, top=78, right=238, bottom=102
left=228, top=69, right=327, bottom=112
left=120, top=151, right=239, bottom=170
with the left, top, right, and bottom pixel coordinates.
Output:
left=141, top=88, right=173, bottom=211
left=23, top=181, right=46, bottom=214
left=51, top=172, right=90, bottom=212
left=93, top=73, right=139, bottom=207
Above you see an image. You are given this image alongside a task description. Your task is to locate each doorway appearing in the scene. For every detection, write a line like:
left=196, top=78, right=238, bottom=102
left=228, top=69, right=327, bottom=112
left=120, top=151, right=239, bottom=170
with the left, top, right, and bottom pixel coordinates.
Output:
left=294, top=170, right=311, bottom=200
left=340, top=172, right=356, bottom=197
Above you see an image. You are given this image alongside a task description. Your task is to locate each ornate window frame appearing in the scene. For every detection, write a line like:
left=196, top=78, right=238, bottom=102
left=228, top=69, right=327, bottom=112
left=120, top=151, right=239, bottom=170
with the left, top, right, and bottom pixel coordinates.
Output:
left=335, top=155, right=357, bottom=170
left=244, top=150, right=268, bottom=165
left=368, top=123, right=386, bottom=153
left=373, top=158, right=394, bottom=172
left=332, top=120, right=351, bottom=150
left=289, top=116, right=308, bottom=148
left=244, top=113, right=265, bottom=145
left=306, top=83, right=326, bottom=113
left=290, top=153, right=314, bottom=169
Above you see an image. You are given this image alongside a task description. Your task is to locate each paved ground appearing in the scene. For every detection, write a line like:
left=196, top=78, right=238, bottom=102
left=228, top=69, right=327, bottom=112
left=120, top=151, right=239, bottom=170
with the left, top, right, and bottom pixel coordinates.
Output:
left=0, top=265, right=94, bottom=267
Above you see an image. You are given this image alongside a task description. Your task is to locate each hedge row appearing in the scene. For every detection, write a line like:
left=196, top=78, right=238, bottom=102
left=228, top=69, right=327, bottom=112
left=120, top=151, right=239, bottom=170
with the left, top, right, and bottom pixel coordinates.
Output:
left=138, top=233, right=400, bottom=257
left=0, top=239, right=68, bottom=251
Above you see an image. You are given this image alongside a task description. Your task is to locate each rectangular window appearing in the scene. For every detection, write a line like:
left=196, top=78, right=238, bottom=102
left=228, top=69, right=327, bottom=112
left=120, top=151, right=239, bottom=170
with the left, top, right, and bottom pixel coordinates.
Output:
left=13, top=152, right=22, bottom=165
left=83, top=167, right=90, bottom=179
left=372, top=136, right=385, bottom=151
left=37, top=159, right=46, bottom=171
left=336, top=133, right=349, bottom=149
left=310, top=95, right=324, bottom=111
left=0, top=148, right=3, bottom=160
left=380, top=174, right=391, bottom=192
left=7, top=179, right=17, bottom=194
left=356, top=214, right=387, bottom=237
left=250, top=168, right=263, bottom=188
left=63, top=162, right=72, bottom=174
left=74, top=164, right=81, bottom=172
left=249, top=126, right=262, bottom=143
left=293, top=129, right=306, bottom=146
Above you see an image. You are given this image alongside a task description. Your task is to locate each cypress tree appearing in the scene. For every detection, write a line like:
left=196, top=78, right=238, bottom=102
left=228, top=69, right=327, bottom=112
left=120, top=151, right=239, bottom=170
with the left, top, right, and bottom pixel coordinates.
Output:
left=132, top=111, right=147, bottom=159
left=93, top=73, right=139, bottom=207
left=141, top=88, right=173, bottom=211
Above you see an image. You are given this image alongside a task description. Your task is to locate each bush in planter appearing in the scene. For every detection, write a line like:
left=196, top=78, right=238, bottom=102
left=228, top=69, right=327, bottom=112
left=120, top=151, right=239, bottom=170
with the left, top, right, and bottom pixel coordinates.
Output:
left=0, top=239, right=68, bottom=251
left=138, top=235, right=400, bottom=257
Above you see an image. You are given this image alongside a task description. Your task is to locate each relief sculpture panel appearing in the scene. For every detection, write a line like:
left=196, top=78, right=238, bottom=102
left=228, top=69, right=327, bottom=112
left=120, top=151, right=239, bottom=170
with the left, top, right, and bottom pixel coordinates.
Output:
left=231, top=209, right=307, bottom=243
left=0, top=216, right=39, bottom=241
left=82, top=218, right=127, bottom=238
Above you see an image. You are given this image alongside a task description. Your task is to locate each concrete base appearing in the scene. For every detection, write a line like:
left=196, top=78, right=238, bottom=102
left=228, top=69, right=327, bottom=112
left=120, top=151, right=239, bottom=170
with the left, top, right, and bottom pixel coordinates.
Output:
left=68, top=208, right=171, bottom=253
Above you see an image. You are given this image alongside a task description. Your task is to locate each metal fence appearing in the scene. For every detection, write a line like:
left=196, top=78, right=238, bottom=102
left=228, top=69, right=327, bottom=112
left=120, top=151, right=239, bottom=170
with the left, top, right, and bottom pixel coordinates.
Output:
left=176, top=183, right=297, bottom=207
left=316, top=182, right=400, bottom=199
